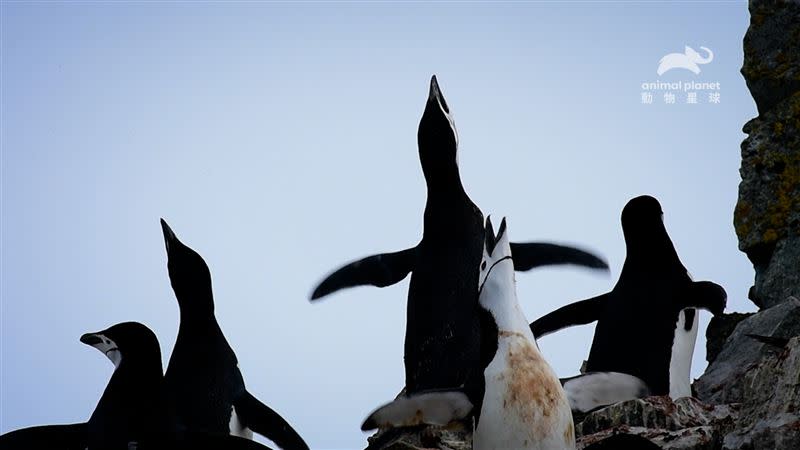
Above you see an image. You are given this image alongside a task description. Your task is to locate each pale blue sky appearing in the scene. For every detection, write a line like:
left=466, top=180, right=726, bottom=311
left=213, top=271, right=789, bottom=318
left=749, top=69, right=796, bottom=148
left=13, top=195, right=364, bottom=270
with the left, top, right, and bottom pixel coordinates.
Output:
left=2, top=2, right=754, bottom=449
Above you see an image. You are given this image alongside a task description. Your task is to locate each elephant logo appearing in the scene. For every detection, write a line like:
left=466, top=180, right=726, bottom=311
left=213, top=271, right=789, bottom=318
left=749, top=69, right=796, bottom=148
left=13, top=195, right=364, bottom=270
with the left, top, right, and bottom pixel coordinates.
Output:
left=657, top=46, right=714, bottom=75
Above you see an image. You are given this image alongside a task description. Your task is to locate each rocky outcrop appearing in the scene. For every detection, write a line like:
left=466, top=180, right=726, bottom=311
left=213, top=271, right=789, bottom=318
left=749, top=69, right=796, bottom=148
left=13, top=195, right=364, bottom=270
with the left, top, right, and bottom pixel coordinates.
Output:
left=722, top=336, right=800, bottom=449
left=694, top=298, right=800, bottom=404
left=575, top=397, right=738, bottom=450
left=734, top=0, right=800, bottom=309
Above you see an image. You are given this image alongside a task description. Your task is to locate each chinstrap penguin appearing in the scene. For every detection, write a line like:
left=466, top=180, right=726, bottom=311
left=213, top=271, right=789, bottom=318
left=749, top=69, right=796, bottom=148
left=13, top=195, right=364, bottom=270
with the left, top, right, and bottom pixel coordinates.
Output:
left=362, top=217, right=576, bottom=450
left=530, top=195, right=727, bottom=410
left=160, top=219, right=309, bottom=450
left=310, top=75, right=608, bottom=396
left=0, top=321, right=273, bottom=450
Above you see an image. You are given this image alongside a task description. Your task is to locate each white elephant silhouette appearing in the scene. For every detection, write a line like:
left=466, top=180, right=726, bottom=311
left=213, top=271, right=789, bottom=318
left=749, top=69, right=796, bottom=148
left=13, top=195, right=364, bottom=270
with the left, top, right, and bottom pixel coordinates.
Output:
left=657, top=46, right=714, bottom=75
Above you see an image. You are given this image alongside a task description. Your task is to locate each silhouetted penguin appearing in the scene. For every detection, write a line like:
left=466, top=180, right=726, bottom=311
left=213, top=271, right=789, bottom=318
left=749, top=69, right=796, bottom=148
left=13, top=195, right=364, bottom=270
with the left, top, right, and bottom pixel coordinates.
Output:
left=531, top=195, right=727, bottom=405
left=362, top=217, right=575, bottom=450
left=160, top=219, right=309, bottom=450
left=0, top=322, right=271, bottom=450
left=310, top=75, right=608, bottom=395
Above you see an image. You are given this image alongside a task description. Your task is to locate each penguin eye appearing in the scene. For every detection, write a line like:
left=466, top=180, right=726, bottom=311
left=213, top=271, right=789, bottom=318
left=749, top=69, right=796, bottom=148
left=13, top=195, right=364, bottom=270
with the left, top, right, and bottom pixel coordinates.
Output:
left=481, top=261, right=487, bottom=271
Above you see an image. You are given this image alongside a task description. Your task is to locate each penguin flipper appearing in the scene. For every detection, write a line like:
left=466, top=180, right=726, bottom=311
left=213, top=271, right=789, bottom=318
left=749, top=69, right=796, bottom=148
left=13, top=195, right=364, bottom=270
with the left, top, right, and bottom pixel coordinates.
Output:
left=530, top=293, right=608, bottom=338
left=681, top=281, right=727, bottom=315
left=0, top=423, right=88, bottom=449
left=233, top=391, right=309, bottom=450
left=563, top=372, right=650, bottom=413
left=510, top=242, right=609, bottom=271
left=361, top=389, right=473, bottom=431
left=310, top=247, right=416, bottom=300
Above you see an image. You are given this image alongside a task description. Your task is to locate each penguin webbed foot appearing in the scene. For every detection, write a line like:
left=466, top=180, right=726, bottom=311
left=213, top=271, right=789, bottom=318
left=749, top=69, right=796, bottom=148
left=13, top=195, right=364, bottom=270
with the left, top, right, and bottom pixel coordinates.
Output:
left=510, top=242, right=609, bottom=272
left=310, top=247, right=417, bottom=300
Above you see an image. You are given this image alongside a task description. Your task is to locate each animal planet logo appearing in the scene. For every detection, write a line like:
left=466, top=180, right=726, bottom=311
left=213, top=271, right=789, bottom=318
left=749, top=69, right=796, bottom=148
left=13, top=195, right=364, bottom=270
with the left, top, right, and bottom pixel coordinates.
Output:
left=641, top=45, right=720, bottom=105
left=657, top=46, right=714, bottom=75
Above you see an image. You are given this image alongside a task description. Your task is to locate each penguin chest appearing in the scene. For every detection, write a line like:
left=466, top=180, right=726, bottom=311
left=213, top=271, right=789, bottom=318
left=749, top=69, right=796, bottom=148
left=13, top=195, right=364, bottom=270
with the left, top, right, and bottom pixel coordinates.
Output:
left=475, top=335, right=575, bottom=450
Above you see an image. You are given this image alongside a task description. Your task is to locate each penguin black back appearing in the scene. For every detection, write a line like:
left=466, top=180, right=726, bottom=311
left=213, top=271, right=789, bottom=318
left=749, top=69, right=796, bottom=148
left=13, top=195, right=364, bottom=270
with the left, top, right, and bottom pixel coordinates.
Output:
left=405, top=76, right=484, bottom=393
left=532, top=195, right=726, bottom=397
left=310, top=76, right=609, bottom=396
left=160, top=219, right=309, bottom=450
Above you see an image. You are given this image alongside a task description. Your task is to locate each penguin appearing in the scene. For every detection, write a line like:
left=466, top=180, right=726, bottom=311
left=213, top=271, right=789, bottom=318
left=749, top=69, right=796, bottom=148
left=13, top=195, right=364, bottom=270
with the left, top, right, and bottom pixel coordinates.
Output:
left=361, top=217, right=575, bottom=450
left=310, top=75, right=608, bottom=395
left=530, top=195, right=727, bottom=408
left=0, top=322, right=271, bottom=450
left=160, top=219, right=309, bottom=450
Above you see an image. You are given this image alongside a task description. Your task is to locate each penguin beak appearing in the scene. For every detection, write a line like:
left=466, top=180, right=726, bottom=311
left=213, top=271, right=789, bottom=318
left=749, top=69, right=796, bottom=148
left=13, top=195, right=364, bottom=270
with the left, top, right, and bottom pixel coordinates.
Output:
left=80, top=333, right=102, bottom=346
left=160, top=218, right=179, bottom=254
left=485, top=216, right=497, bottom=255
left=428, top=75, right=449, bottom=114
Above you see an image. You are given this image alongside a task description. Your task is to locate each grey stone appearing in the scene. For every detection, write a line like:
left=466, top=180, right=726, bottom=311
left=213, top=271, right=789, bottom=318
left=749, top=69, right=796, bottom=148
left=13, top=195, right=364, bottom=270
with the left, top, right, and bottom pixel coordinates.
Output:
left=575, top=397, right=738, bottom=450
left=705, top=313, right=755, bottom=364
left=694, top=297, right=800, bottom=404
left=722, top=336, right=800, bottom=450
left=741, top=0, right=800, bottom=115
left=735, top=0, right=800, bottom=309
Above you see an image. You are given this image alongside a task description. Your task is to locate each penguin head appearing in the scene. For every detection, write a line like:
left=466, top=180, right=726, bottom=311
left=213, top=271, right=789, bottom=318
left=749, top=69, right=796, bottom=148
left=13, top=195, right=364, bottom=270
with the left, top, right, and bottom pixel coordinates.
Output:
left=418, top=75, right=460, bottom=186
left=478, top=216, right=515, bottom=309
left=160, top=219, right=214, bottom=316
left=81, top=321, right=161, bottom=369
left=620, top=195, right=681, bottom=264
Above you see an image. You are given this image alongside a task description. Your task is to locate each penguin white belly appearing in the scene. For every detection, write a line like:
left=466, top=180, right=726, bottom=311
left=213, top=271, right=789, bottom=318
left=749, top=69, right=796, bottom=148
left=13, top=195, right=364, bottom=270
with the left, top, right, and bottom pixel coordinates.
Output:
left=229, top=406, right=253, bottom=440
left=669, top=308, right=698, bottom=399
left=475, top=334, right=575, bottom=450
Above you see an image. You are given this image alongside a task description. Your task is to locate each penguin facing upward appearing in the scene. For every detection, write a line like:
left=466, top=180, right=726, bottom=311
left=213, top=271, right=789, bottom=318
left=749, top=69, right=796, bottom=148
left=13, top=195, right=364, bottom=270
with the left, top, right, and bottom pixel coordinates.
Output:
left=361, top=217, right=575, bottom=450
left=531, top=195, right=727, bottom=402
left=0, top=322, right=273, bottom=450
left=160, top=219, right=309, bottom=450
left=474, top=217, right=575, bottom=450
left=310, top=75, right=608, bottom=395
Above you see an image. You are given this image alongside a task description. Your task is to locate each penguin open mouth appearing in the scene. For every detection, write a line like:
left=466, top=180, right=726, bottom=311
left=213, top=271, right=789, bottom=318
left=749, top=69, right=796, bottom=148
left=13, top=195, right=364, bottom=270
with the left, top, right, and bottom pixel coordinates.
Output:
left=429, top=75, right=450, bottom=114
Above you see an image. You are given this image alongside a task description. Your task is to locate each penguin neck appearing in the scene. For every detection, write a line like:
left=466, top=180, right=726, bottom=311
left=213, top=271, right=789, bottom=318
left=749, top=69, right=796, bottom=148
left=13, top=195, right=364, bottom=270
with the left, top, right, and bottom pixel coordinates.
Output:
left=97, top=357, right=163, bottom=412
left=480, top=273, right=533, bottom=338
left=422, top=164, right=467, bottom=199
left=176, top=292, right=216, bottom=324
left=623, top=230, right=685, bottom=274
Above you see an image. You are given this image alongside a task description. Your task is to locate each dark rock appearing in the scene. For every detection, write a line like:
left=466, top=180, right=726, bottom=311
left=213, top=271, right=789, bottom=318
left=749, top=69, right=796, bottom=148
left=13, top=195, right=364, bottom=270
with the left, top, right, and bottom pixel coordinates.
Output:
left=736, top=0, right=800, bottom=309
left=722, top=337, right=800, bottom=449
left=575, top=397, right=738, bottom=450
left=741, top=0, right=800, bottom=115
left=694, top=297, right=800, bottom=405
left=705, top=313, right=754, bottom=364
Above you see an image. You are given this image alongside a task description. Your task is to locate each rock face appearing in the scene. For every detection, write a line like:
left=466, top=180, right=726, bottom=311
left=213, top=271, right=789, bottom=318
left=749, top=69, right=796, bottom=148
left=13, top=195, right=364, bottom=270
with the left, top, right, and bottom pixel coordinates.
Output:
left=734, top=0, right=800, bottom=309
left=722, top=337, right=800, bottom=449
left=575, top=396, right=739, bottom=450
left=694, top=298, right=800, bottom=404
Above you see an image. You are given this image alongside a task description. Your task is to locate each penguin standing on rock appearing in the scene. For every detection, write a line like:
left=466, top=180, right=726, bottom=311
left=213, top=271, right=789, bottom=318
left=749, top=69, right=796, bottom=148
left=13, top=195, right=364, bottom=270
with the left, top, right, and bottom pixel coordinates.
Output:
left=531, top=195, right=727, bottom=410
left=160, top=219, right=309, bottom=450
left=362, top=217, right=575, bottom=450
left=310, top=75, right=608, bottom=396
left=0, top=321, right=272, bottom=450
